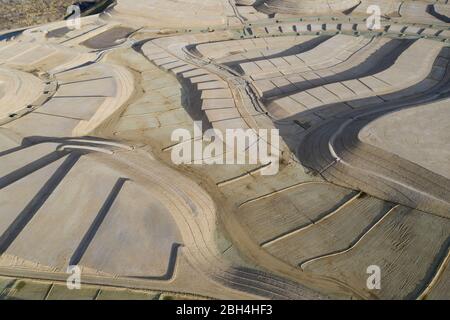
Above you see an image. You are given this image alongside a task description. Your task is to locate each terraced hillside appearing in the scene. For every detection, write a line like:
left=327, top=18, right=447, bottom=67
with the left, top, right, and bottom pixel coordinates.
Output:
left=0, top=0, right=449, bottom=300
left=0, top=0, right=75, bottom=31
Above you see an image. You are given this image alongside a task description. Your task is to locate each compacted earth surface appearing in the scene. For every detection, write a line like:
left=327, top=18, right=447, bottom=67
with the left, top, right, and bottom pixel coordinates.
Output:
left=0, top=0, right=449, bottom=300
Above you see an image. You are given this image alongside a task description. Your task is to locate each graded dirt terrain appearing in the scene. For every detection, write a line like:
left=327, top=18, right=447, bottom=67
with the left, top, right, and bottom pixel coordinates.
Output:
left=0, top=0, right=449, bottom=300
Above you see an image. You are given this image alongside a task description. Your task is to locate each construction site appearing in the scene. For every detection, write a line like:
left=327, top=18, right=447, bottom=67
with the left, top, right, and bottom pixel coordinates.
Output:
left=0, top=0, right=449, bottom=300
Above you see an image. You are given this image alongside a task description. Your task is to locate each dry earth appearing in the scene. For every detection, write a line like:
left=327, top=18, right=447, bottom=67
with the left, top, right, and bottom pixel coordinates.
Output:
left=0, top=0, right=449, bottom=300
left=0, top=0, right=74, bottom=31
